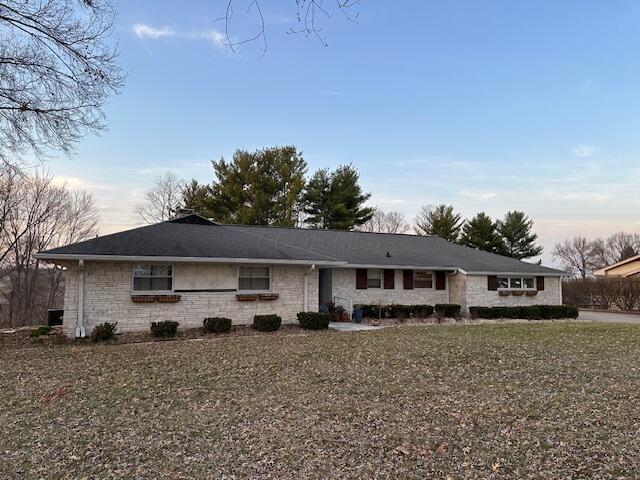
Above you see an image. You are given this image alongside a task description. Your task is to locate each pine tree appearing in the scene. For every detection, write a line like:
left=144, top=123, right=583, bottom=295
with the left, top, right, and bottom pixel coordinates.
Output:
left=497, top=210, right=543, bottom=259
left=414, top=204, right=463, bottom=242
left=182, top=146, right=307, bottom=226
left=460, top=212, right=506, bottom=254
left=303, top=165, right=374, bottom=230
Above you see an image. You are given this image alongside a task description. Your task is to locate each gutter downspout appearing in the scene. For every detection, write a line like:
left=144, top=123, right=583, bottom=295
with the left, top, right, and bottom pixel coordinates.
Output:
left=76, top=259, right=86, bottom=338
left=303, top=264, right=316, bottom=312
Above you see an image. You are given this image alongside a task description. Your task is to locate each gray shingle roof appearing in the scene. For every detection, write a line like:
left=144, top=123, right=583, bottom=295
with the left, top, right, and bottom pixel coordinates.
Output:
left=38, top=214, right=564, bottom=275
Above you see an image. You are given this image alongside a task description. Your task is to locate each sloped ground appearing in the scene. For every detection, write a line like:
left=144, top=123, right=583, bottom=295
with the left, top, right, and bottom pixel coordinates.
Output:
left=2, top=323, right=639, bottom=479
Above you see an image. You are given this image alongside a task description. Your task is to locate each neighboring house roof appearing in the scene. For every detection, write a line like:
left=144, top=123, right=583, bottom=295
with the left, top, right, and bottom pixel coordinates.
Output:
left=36, top=214, right=565, bottom=275
left=594, top=254, right=640, bottom=277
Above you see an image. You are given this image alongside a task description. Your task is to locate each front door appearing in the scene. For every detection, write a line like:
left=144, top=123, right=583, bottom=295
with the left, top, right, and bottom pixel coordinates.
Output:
left=318, top=268, right=332, bottom=310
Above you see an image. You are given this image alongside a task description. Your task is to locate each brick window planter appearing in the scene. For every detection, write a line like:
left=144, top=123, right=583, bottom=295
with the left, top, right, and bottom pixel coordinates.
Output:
left=131, top=294, right=181, bottom=303
left=236, top=294, right=258, bottom=302
left=498, top=290, right=511, bottom=296
left=258, top=293, right=279, bottom=301
left=156, top=294, right=181, bottom=303
left=131, top=295, right=156, bottom=303
left=525, top=290, right=538, bottom=297
left=512, top=291, right=524, bottom=297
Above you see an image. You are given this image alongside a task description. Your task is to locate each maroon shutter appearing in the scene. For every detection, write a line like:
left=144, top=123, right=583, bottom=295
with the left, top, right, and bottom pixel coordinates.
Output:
left=435, top=271, right=446, bottom=290
left=488, top=275, right=498, bottom=291
left=356, top=269, right=368, bottom=289
left=403, top=270, right=414, bottom=290
left=536, top=276, right=545, bottom=291
left=384, top=269, right=395, bottom=289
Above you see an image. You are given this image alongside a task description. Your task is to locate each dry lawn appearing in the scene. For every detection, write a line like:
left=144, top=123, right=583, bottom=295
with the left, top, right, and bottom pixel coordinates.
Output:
left=2, top=322, right=640, bottom=479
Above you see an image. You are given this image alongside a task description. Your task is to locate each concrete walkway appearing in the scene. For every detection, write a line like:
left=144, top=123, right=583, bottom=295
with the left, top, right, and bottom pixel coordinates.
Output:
left=579, top=310, right=640, bottom=324
left=329, top=322, right=385, bottom=332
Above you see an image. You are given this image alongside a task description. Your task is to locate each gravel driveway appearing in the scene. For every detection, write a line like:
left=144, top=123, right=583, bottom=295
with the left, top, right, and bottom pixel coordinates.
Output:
left=579, top=310, right=640, bottom=324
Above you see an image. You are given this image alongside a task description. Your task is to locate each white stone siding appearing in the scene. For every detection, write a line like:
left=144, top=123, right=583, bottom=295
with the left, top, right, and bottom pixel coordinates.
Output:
left=448, top=273, right=467, bottom=312
left=464, top=275, right=562, bottom=311
left=61, top=261, right=318, bottom=337
left=331, top=268, right=449, bottom=306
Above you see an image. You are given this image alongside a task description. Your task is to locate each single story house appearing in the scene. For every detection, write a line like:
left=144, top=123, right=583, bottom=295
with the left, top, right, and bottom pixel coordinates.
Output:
left=594, top=254, right=640, bottom=278
left=35, top=213, right=565, bottom=337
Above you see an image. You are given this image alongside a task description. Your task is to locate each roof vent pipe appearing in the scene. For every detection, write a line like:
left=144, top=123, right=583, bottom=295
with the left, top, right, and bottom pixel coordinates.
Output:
left=386, top=251, right=391, bottom=258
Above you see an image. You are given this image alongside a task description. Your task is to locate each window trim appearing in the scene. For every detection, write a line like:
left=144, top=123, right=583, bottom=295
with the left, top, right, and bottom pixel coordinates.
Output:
left=131, top=263, right=175, bottom=294
left=496, top=276, right=536, bottom=291
left=366, top=269, right=382, bottom=289
left=413, top=270, right=434, bottom=289
left=237, top=265, right=272, bottom=293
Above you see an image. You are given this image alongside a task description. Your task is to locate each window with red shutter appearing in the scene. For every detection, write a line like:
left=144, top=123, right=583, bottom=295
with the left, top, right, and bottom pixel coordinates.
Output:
left=356, top=269, right=368, bottom=289
left=435, top=271, right=446, bottom=290
left=536, top=276, right=545, bottom=291
left=488, top=275, right=498, bottom=291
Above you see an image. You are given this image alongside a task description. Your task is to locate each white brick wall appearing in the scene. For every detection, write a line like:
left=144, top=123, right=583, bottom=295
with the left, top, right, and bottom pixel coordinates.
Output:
left=331, top=268, right=449, bottom=306
left=448, top=273, right=467, bottom=312
left=59, top=261, right=563, bottom=336
left=464, top=275, right=562, bottom=312
left=61, top=261, right=318, bottom=337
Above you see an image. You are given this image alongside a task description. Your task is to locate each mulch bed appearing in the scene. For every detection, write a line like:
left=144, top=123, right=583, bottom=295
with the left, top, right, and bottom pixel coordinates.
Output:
left=0, top=324, right=307, bottom=350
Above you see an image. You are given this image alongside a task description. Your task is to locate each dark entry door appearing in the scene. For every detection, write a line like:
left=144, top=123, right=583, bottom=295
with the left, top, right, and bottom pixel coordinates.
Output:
left=318, top=269, right=332, bottom=310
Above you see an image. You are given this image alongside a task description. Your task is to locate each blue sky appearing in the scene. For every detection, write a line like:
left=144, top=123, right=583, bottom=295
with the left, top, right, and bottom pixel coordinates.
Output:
left=47, top=0, right=640, bottom=265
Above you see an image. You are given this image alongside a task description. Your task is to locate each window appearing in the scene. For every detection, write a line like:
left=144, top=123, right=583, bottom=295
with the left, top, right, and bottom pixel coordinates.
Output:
left=367, top=269, right=382, bottom=288
left=133, top=264, right=173, bottom=291
left=497, top=276, right=536, bottom=290
left=238, top=266, right=271, bottom=291
left=414, top=271, right=433, bottom=289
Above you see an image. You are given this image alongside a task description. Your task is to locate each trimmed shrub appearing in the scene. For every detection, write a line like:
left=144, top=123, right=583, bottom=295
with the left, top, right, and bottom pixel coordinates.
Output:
left=253, top=314, right=281, bottom=332
left=435, top=304, right=461, bottom=318
left=150, top=320, right=179, bottom=338
left=562, top=305, right=579, bottom=318
left=470, top=305, right=577, bottom=320
left=30, top=325, right=52, bottom=338
left=203, top=317, right=232, bottom=334
left=411, top=304, right=434, bottom=317
left=91, top=322, right=117, bottom=342
left=297, top=312, right=330, bottom=330
left=359, top=304, right=434, bottom=319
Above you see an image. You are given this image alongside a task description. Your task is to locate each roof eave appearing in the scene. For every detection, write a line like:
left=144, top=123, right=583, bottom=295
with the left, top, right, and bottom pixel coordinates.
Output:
left=464, top=270, right=566, bottom=277
left=33, top=253, right=345, bottom=266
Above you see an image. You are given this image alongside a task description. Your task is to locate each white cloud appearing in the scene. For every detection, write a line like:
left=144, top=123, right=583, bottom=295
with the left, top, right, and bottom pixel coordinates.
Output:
left=572, top=144, right=600, bottom=158
left=132, top=23, right=226, bottom=48
left=133, top=23, right=174, bottom=39
left=51, top=176, right=115, bottom=191
left=460, top=190, right=499, bottom=200
left=562, top=191, right=610, bottom=203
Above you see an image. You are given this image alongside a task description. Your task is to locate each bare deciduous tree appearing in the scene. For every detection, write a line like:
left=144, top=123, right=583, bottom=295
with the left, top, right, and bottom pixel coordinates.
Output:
left=218, top=0, right=362, bottom=55
left=135, top=173, right=184, bottom=224
left=0, top=0, right=123, bottom=163
left=552, top=236, right=600, bottom=279
left=360, top=208, right=410, bottom=234
left=0, top=172, right=99, bottom=326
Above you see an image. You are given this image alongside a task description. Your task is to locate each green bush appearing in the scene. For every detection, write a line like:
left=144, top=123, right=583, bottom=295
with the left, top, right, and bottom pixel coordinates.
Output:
left=469, top=305, right=577, bottom=320
left=358, top=304, right=434, bottom=319
left=297, top=312, right=330, bottom=330
left=150, top=320, right=179, bottom=338
left=562, top=305, right=579, bottom=318
left=253, top=314, right=281, bottom=332
left=91, top=322, right=117, bottom=342
left=203, top=317, right=232, bottom=333
left=434, top=304, right=461, bottom=318
left=30, top=325, right=52, bottom=338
